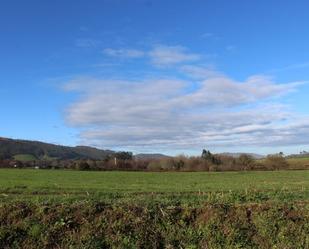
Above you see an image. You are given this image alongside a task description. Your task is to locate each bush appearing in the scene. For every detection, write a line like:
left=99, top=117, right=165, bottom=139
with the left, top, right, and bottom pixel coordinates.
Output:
left=236, top=154, right=255, bottom=170
left=147, top=161, right=162, bottom=171
left=264, top=155, right=289, bottom=170
left=75, top=161, right=90, bottom=171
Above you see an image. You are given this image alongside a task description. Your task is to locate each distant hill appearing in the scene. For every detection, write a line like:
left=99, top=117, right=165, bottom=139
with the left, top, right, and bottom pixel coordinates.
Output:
left=218, top=152, right=265, bottom=159
left=0, top=137, right=114, bottom=160
left=287, top=152, right=309, bottom=159
left=0, top=137, right=267, bottom=161
left=134, top=153, right=171, bottom=160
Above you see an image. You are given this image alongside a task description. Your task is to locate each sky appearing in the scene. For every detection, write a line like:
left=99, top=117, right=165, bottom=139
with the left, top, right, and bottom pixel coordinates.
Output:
left=1, top=0, right=309, bottom=155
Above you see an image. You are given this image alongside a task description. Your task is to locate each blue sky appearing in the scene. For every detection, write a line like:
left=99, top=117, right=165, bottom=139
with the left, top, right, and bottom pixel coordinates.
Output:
left=1, top=0, right=309, bottom=155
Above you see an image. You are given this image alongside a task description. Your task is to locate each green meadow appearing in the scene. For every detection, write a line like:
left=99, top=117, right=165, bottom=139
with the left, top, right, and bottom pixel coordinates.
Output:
left=0, top=169, right=308, bottom=204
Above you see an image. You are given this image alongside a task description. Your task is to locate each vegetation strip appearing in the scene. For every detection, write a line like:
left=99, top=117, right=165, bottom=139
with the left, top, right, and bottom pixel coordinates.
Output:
left=0, top=169, right=308, bottom=248
left=0, top=201, right=308, bottom=249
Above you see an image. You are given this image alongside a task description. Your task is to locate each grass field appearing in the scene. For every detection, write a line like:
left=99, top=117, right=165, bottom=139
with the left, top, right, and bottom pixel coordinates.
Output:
left=288, top=157, right=309, bottom=160
left=0, top=169, right=308, bottom=203
left=1, top=169, right=308, bottom=248
left=13, top=154, right=37, bottom=161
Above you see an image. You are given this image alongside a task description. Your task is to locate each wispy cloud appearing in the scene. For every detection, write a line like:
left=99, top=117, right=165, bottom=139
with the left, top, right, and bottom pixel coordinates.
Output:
left=102, top=48, right=145, bottom=58
left=180, top=65, right=222, bottom=79
left=225, top=45, right=236, bottom=53
left=202, top=32, right=215, bottom=38
left=103, top=45, right=200, bottom=66
left=201, top=32, right=220, bottom=40
left=75, top=38, right=101, bottom=48
left=148, top=45, right=200, bottom=66
left=270, top=62, right=309, bottom=72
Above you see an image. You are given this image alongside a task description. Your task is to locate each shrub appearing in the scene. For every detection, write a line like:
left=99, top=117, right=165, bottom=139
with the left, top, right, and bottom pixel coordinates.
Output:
left=236, top=154, right=255, bottom=170
left=264, top=155, right=289, bottom=170
left=147, top=161, right=162, bottom=171
left=75, top=161, right=90, bottom=171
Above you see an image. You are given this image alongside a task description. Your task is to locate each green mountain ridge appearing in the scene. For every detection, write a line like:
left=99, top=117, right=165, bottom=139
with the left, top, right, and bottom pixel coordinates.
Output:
left=0, top=137, right=115, bottom=160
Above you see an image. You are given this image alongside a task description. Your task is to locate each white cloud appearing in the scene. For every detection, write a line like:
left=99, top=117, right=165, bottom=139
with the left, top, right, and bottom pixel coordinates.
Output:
left=148, top=45, right=200, bottom=66
left=225, top=45, right=236, bottom=52
left=202, top=33, right=214, bottom=38
left=63, top=71, right=306, bottom=152
left=103, top=45, right=200, bottom=66
left=180, top=65, right=221, bottom=79
left=270, top=61, right=309, bottom=72
left=61, top=42, right=309, bottom=153
left=75, top=38, right=101, bottom=48
left=201, top=32, right=220, bottom=40
left=102, top=48, right=145, bottom=58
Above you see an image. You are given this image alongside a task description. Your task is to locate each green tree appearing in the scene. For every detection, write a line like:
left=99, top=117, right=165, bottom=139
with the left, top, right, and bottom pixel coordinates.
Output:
left=201, top=149, right=221, bottom=165
left=75, top=160, right=90, bottom=170
left=115, top=152, right=133, bottom=160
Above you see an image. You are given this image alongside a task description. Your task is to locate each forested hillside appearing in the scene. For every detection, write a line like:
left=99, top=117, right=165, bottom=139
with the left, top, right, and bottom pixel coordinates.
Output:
left=0, top=137, right=114, bottom=160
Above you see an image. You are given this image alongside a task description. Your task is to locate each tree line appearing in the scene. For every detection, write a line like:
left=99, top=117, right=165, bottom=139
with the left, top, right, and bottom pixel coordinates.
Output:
left=0, top=149, right=308, bottom=171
